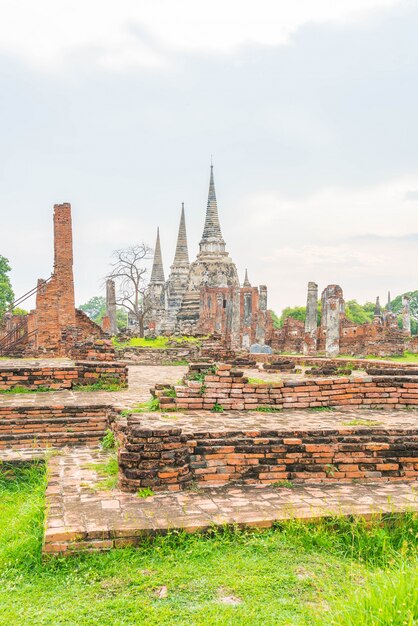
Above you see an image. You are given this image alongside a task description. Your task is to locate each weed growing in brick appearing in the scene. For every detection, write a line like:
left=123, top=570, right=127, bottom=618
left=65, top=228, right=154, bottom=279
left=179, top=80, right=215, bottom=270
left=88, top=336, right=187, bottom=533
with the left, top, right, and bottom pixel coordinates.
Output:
left=137, top=487, right=155, bottom=498
left=211, top=402, right=224, bottom=413
left=74, top=377, right=124, bottom=392
left=87, top=454, right=119, bottom=491
left=272, top=480, right=294, bottom=489
left=0, top=385, right=54, bottom=394
left=310, top=406, right=335, bottom=411
left=254, top=406, right=283, bottom=412
left=101, top=429, right=117, bottom=450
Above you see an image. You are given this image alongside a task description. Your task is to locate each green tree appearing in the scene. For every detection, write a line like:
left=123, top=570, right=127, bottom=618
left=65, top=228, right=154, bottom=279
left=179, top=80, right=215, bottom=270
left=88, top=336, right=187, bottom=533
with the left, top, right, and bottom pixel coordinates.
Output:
left=0, top=255, right=14, bottom=320
left=271, top=306, right=306, bottom=328
left=79, top=296, right=106, bottom=323
left=79, top=296, right=128, bottom=332
left=388, top=291, right=418, bottom=335
left=344, top=300, right=375, bottom=325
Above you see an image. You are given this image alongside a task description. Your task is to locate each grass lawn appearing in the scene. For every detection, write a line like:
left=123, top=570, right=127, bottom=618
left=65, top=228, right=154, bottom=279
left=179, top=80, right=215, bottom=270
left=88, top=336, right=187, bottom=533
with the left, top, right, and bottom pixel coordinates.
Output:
left=0, top=465, right=417, bottom=626
left=113, top=336, right=204, bottom=349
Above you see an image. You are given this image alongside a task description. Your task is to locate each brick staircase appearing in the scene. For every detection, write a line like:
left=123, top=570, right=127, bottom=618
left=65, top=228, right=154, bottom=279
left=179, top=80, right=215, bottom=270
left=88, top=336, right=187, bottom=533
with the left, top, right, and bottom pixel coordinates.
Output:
left=0, top=404, right=114, bottom=450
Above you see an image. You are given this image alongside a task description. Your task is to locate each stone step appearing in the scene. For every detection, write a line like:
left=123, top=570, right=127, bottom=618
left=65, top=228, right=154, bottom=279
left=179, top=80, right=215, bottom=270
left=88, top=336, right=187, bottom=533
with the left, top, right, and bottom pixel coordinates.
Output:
left=0, top=429, right=105, bottom=449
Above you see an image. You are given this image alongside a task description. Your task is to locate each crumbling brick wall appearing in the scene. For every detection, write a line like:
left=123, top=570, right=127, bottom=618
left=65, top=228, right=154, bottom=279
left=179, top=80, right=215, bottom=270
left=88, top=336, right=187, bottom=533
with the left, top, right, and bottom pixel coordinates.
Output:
left=155, top=364, right=418, bottom=410
left=0, top=361, right=127, bottom=391
left=117, top=418, right=418, bottom=491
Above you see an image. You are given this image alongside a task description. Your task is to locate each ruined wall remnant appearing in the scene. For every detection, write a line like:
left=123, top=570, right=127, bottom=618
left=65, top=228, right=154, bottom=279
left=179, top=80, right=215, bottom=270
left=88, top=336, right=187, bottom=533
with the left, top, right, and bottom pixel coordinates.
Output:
left=0, top=203, right=104, bottom=357
left=35, top=203, right=76, bottom=351
left=103, top=279, right=117, bottom=336
left=403, top=295, right=411, bottom=335
left=321, top=285, right=344, bottom=357
left=303, top=281, right=318, bottom=355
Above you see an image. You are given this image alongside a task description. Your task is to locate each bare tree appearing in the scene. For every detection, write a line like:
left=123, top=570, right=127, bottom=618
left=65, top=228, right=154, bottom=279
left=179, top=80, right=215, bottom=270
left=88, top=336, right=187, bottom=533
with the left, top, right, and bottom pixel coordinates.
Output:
left=106, top=243, right=153, bottom=337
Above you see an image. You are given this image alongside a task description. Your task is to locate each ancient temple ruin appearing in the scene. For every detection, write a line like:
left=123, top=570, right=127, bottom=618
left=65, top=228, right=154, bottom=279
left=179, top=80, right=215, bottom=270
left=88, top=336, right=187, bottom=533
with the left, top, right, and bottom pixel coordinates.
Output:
left=0, top=203, right=103, bottom=356
left=145, top=166, right=272, bottom=348
left=274, top=281, right=413, bottom=357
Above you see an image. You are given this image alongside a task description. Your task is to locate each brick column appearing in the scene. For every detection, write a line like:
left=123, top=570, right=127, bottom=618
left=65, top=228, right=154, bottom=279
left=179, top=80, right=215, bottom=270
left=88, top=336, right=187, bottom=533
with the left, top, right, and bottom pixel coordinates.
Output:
left=53, top=203, right=76, bottom=328
left=118, top=417, right=192, bottom=492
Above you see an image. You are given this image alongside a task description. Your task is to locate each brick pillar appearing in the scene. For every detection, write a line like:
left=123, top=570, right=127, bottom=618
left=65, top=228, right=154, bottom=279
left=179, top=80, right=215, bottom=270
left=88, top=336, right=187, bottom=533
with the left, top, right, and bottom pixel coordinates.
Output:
left=402, top=295, right=411, bottom=335
left=322, top=285, right=344, bottom=357
left=53, top=203, right=76, bottom=328
left=118, top=417, right=192, bottom=492
left=106, top=279, right=117, bottom=335
left=255, top=285, right=267, bottom=344
left=303, top=282, right=318, bottom=355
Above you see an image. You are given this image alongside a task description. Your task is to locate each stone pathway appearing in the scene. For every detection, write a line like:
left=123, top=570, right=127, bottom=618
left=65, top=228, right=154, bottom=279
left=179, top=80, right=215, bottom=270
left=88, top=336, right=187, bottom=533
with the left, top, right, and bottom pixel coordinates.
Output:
left=44, top=448, right=418, bottom=555
left=0, top=365, right=188, bottom=408
left=131, top=406, right=418, bottom=432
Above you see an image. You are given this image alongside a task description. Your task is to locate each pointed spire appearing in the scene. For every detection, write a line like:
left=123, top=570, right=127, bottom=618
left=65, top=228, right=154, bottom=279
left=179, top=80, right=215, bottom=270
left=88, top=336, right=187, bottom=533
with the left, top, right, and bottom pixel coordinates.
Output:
left=200, top=164, right=224, bottom=243
left=387, top=291, right=391, bottom=309
left=243, top=269, right=251, bottom=287
left=150, top=227, right=165, bottom=283
left=172, top=203, right=189, bottom=266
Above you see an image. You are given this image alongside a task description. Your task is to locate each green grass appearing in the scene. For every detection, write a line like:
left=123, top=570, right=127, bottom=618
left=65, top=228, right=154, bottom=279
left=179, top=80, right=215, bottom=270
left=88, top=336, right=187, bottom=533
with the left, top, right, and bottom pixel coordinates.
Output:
left=101, top=429, right=117, bottom=450
left=162, top=360, right=189, bottom=366
left=0, top=385, right=53, bottom=394
left=86, top=453, right=119, bottom=491
left=74, top=378, right=124, bottom=392
left=137, top=487, right=155, bottom=498
left=0, top=465, right=417, bottom=625
left=254, top=406, right=283, bottom=412
left=309, top=406, right=335, bottom=412
left=248, top=377, right=274, bottom=386
left=113, top=336, right=205, bottom=350
left=121, top=397, right=161, bottom=415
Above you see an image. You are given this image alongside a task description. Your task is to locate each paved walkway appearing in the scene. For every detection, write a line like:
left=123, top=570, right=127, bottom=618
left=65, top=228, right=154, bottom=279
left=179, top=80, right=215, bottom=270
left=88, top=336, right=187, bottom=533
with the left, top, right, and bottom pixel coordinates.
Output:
left=133, top=406, right=418, bottom=431
left=0, top=365, right=189, bottom=408
left=43, top=448, right=418, bottom=554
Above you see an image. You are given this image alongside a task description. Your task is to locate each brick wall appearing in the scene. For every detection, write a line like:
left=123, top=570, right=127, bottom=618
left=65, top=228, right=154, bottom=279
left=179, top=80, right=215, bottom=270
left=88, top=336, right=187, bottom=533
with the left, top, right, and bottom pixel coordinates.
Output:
left=116, top=346, right=199, bottom=365
left=117, top=417, right=418, bottom=491
left=69, top=338, right=117, bottom=361
left=0, top=405, right=115, bottom=449
left=254, top=354, right=418, bottom=372
left=0, top=361, right=127, bottom=391
left=155, top=364, right=418, bottom=410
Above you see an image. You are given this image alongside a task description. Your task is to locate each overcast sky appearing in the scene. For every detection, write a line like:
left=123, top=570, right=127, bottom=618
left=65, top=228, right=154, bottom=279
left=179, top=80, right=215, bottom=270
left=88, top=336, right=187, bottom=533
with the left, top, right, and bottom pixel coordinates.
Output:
left=1, top=0, right=418, bottom=314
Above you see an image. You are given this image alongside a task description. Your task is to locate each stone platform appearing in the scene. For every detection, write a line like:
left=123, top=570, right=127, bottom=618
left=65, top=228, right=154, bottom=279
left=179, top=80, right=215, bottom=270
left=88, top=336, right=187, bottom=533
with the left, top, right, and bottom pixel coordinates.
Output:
left=43, top=448, right=418, bottom=555
left=118, top=407, right=418, bottom=491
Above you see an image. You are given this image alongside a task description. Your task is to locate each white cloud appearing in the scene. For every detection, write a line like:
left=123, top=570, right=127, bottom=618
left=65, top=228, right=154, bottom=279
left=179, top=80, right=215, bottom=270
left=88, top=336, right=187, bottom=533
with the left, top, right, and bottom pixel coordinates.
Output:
left=0, top=0, right=402, bottom=71
left=239, top=175, right=418, bottom=239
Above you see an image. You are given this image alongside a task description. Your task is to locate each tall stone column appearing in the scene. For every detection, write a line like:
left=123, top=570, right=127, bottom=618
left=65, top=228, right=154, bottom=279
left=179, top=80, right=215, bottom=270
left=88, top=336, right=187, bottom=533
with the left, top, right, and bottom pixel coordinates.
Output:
left=106, top=279, right=117, bottom=336
left=303, top=281, right=318, bottom=355
left=255, top=285, right=267, bottom=344
left=322, top=285, right=343, bottom=357
left=230, top=287, right=241, bottom=350
left=402, top=295, right=411, bottom=335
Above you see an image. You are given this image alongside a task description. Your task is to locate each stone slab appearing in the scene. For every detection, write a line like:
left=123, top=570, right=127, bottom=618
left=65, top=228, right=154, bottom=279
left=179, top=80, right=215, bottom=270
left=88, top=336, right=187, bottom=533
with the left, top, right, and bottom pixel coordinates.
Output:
left=43, top=448, right=418, bottom=555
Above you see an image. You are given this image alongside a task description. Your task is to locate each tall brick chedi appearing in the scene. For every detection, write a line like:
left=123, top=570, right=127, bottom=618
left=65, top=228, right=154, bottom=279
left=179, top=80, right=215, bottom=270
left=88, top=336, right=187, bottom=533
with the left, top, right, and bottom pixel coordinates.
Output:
left=165, top=204, right=190, bottom=332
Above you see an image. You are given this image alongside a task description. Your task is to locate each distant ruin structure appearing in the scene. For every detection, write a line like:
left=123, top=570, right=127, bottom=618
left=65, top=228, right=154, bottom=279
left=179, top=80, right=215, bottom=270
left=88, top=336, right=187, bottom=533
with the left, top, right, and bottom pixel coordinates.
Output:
left=403, top=295, right=411, bottom=335
left=303, top=281, right=318, bottom=355
left=102, top=279, right=117, bottom=335
left=274, top=282, right=415, bottom=357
